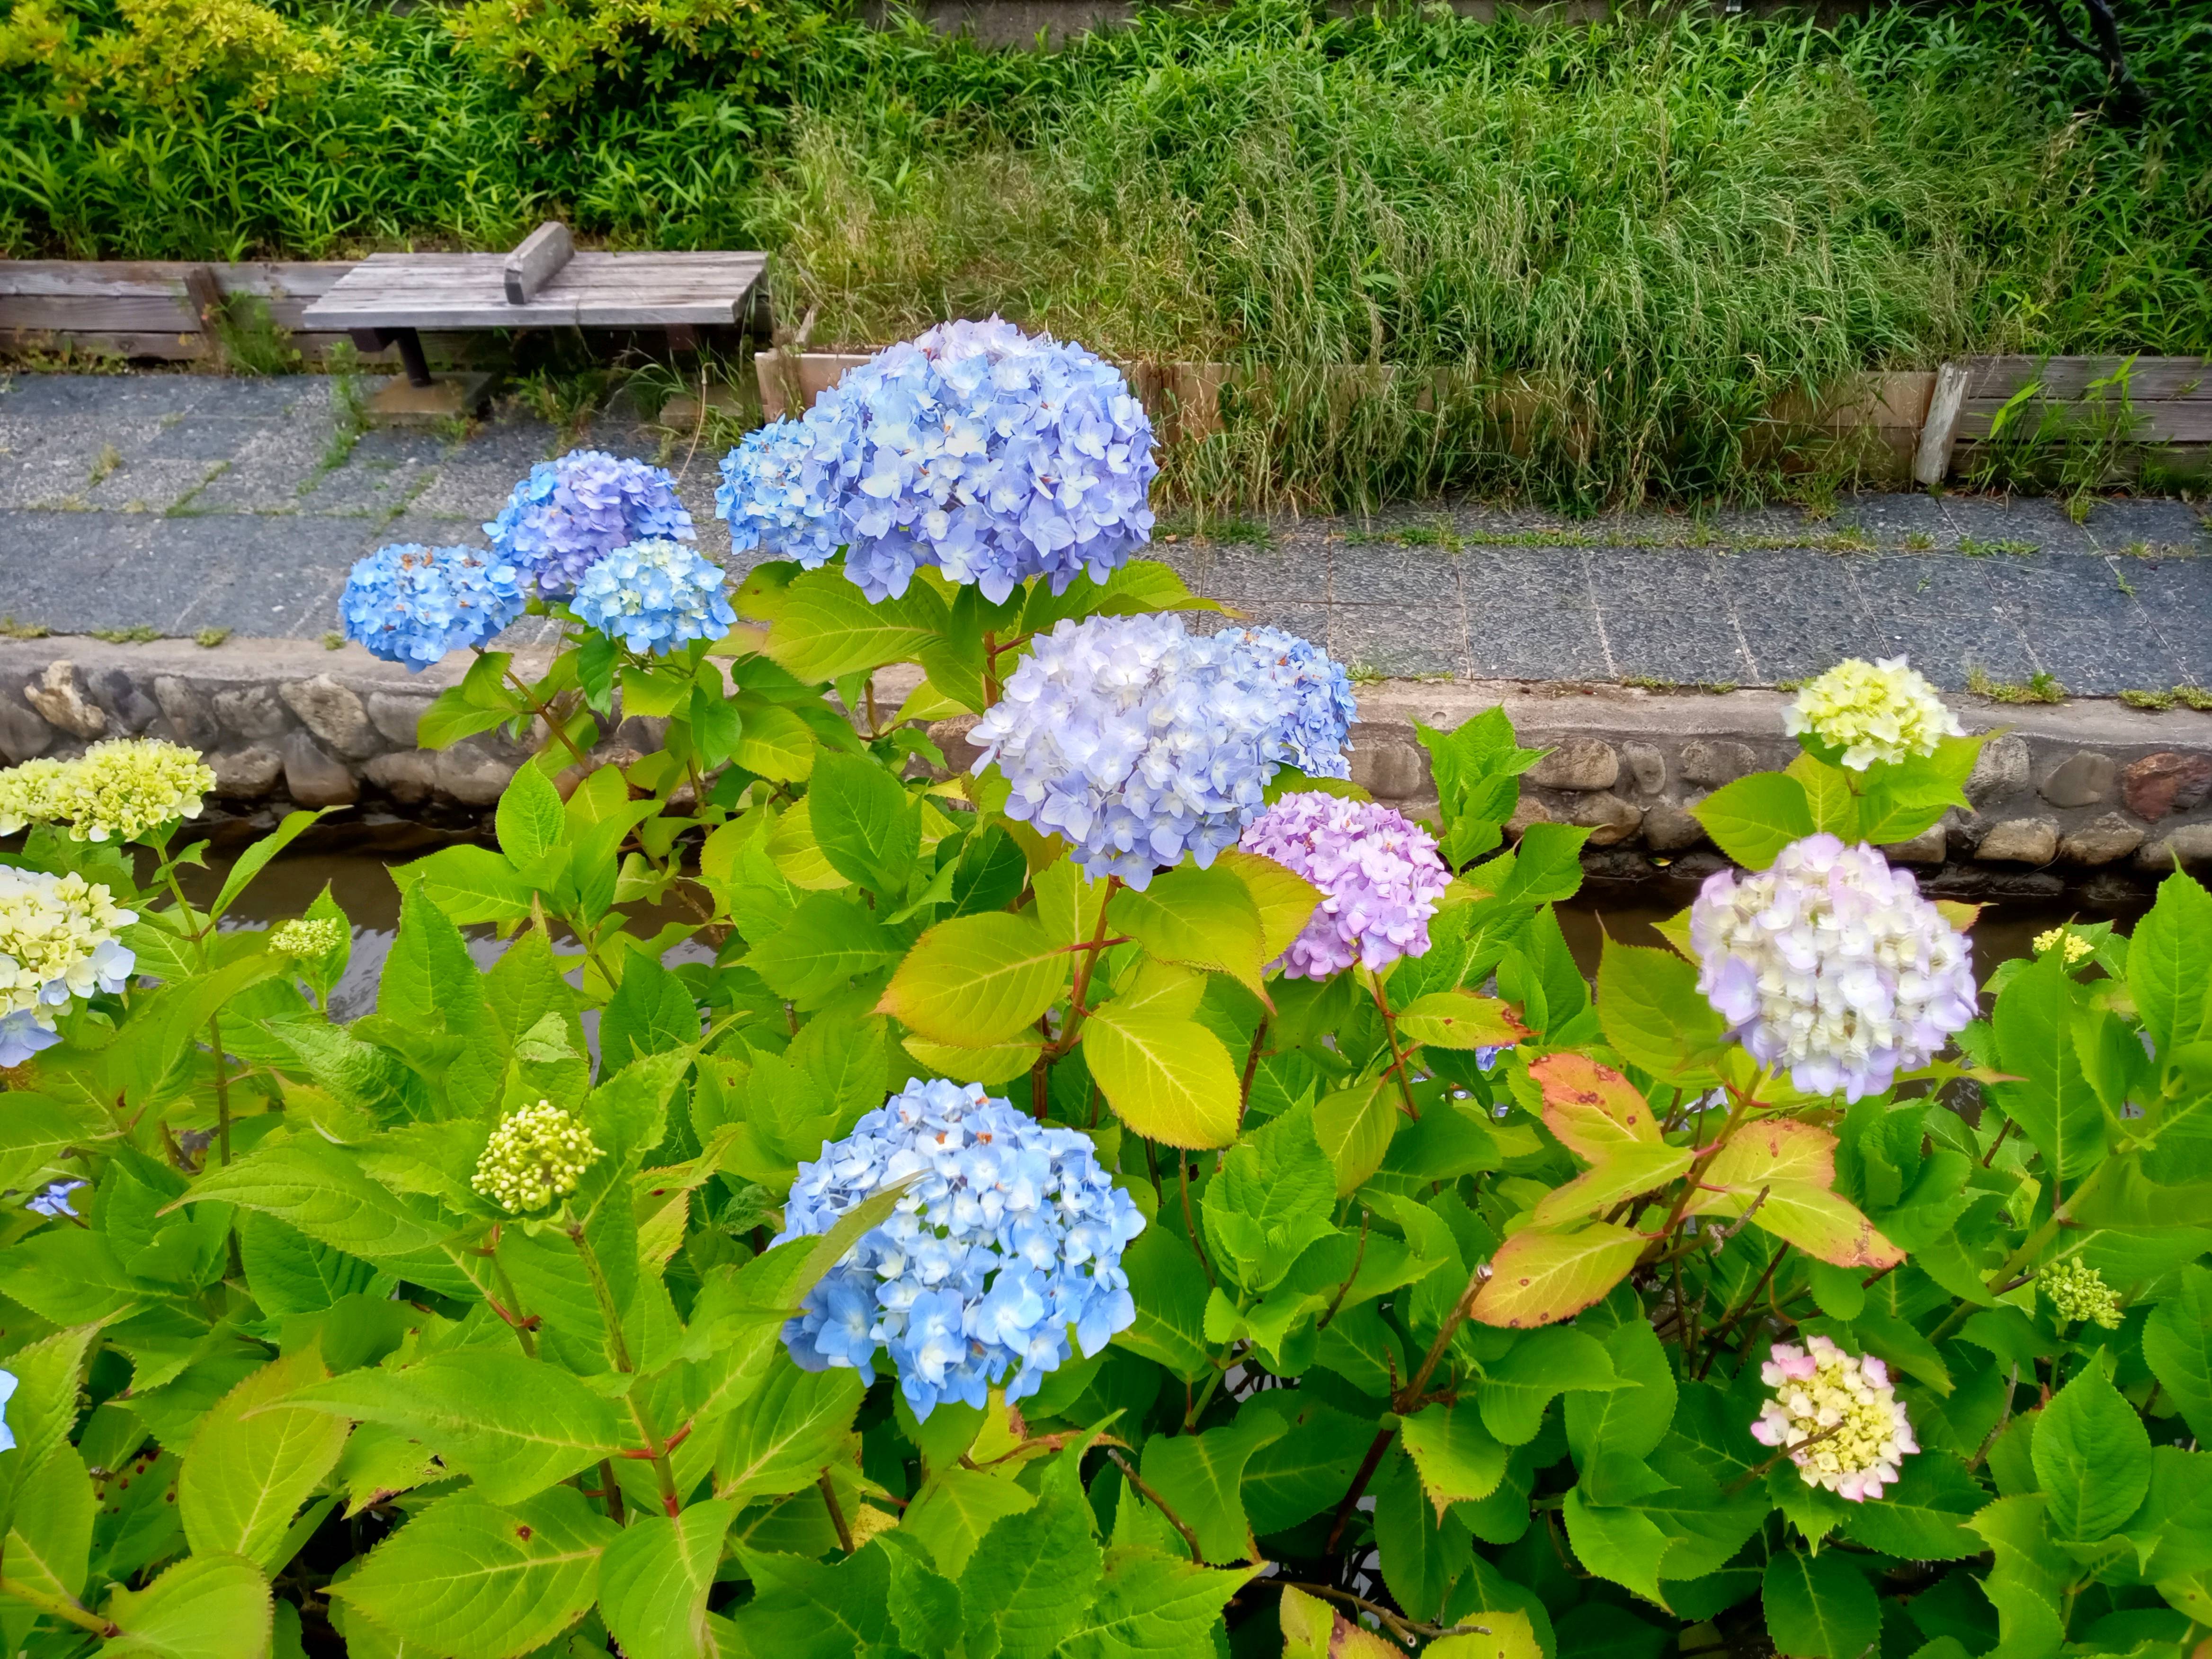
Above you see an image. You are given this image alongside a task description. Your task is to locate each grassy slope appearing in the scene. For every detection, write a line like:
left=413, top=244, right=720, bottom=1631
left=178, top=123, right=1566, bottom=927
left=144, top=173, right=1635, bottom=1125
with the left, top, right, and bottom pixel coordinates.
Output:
left=3, top=0, right=2206, bottom=504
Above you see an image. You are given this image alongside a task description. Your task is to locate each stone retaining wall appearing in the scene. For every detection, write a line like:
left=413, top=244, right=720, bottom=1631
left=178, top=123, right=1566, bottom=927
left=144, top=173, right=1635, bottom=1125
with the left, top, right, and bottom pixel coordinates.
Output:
left=6, top=638, right=2211, bottom=895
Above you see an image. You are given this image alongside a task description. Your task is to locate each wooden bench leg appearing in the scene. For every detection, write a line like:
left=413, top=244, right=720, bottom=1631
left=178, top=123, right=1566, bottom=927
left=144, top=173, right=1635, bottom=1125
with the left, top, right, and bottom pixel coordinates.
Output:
left=348, top=327, right=437, bottom=389
left=665, top=324, right=699, bottom=355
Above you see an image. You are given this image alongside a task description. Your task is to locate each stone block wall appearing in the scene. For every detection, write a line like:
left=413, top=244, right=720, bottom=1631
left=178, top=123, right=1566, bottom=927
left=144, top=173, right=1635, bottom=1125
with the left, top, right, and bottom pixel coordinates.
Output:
left=8, top=638, right=2212, bottom=897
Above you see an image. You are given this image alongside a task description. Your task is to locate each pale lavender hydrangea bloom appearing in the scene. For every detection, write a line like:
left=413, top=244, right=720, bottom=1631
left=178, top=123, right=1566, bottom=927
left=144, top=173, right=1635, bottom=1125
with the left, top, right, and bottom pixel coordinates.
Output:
left=969, top=614, right=1351, bottom=888
left=487, top=450, right=695, bottom=598
left=1690, top=834, right=1975, bottom=1101
left=1752, top=1334, right=1918, bottom=1501
left=1240, top=794, right=1450, bottom=977
left=1222, top=627, right=1357, bottom=781
left=774, top=1079, right=1146, bottom=1418
left=716, top=317, right=1156, bottom=603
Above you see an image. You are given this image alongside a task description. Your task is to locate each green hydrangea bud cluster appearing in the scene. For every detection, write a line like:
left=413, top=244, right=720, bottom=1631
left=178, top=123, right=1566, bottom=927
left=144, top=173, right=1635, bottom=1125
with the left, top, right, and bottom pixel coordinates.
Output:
left=471, top=1100, right=602, bottom=1213
left=2032, top=925, right=2092, bottom=965
left=268, top=917, right=345, bottom=959
left=2040, top=1258, right=2122, bottom=1329
left=0, top=740, right=214, bottom=842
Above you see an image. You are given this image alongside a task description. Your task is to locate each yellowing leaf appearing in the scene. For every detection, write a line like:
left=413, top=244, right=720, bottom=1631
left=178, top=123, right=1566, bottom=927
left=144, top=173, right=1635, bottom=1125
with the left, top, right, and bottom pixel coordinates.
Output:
left=1683, top=1120, right=1902, bottom=1270
left=877, top=914, right=1070, bottom=1046
left=1529, top=1142, right=1695, bottom=1228
left=1529, top=1053, right=1662, bottom=1156
left=764, top=799, right=847, bottom=890
left=1214, top=848, right=1322, bottom=963
left=1282, top=1584, right=1401, bottom=1659
left=1311, top=1078, right=1396, bottom=1197
left=1083, top=1005, right=1241, bottom=1149
left=1397, top=1401, right=1509, bottom=1516
left=1108, top=866, right=1269, bottom=1002
left=903, top=1035, right=1042, bottom=1086
left=1428, top=1608, right=1546, bottom=1659
left=1394, top=991, right=1531, bottom=1051
left=1469, top=1222, right=1646, bottom=1329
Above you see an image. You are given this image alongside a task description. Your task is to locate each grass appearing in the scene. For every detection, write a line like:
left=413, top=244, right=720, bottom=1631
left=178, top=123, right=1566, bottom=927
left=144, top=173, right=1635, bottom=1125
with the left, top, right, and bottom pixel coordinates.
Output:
left=1968, top=666, right=2068, bottom=704
left=2, top=0, right=2209, bottom=510
left=88, top=624, right=162, bottom=643
left=2121, top=686, right=2212, bottom=711
left=0, top=615, right=51, bottom=639
left=194, top=627, right=232, bottom=648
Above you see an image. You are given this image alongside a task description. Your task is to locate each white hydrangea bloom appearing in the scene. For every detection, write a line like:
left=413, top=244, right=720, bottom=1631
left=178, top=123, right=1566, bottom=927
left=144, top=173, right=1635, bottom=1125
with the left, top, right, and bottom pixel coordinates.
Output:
left=1753, top=1334, right=1918, bottom=1501
left=1691, top=834, right=1976, bottom=1101
left=0, top=865, right=137, bottom=1066
left=1784, top=656, right=1964, bottom=770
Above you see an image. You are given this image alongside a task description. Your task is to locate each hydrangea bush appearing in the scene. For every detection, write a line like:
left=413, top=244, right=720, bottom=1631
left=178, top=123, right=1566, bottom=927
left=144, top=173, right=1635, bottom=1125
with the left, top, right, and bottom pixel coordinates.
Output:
left=0, top=337, right=2204, bottom=1659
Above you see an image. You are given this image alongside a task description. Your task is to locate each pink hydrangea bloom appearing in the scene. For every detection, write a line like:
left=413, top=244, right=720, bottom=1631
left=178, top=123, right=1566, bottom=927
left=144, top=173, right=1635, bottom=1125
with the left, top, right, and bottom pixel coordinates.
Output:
left=1752, top=1334, right=1918, bottom=1502
left=1238, top=793, right=1451, bottom=978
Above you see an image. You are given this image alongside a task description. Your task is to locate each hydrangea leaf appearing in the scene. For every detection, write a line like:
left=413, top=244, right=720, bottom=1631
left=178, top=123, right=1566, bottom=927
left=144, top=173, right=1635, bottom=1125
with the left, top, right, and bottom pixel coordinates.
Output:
left=1761, top=1550, right=1879, bottom=1659
left=1688, top=773, right=1815, bottom=872
left=878, top=913, right=1069, bottom=1046
left=712, top=1360, right=865, bottom=1507
left=808, top=750, right=920, bottom=898
left=2142, top=1265, right=2212, bottom=1443
left=180, top=1350, right=350, bottom=1572
left=1399, top=1400, right=1510, bottom=1515
left=1594, top=940, right=1726, bottom=1085
left=1529, top=1055, right=1663, bottom=1154
left=494, top=763, right=565, bottom=869
left=1991, top=947, right=2109, bottom=1187
left=1427, top=1607, right=1547, bottom=1659
left=6, top=1439, right=93, bottom=1607
left=958, top=1456, right=1104, bottom=1659
left=1200, top=1104, right=1338, bottom=1294
left=1567, top=1318, right=1676, bottom=1466
left=1395, top=990, right=1530, bottom=1051
left=1561, top=1486, right=1670, bottom=1607
left=902, top=1035, right=1043, bottom=1086
left=1138, top=1411, right=1286, bottom=1565
left=1374, top=1446, right=1473, bottom=1620
left=757, top=894, right=904, bottom=1006
left=763, top=567, right=945, bottom=682
left=1531, top=1144, right=1695, bottom=1229
left=1083, top=1004, right=1241, bottom=1150
left=1837, top=1452, right=1990, bottom=1561
left=391, top=843, right=539, bottom=927
left=2034, top=1363, right=2152, bottom=1542
left=279, top=1349, right=625, bottom=1504
left=1032, top=856, right=1110, bottom=948
left=99, top=1551, right=273, bottom=1659
left=183, top=1136, right=452, bottom=1262
left=901, top=1465, right=1038, bottom=1580
left=0, top=1093, right=111, bottom=1200
left=1311, top=1077, right=1395, bottom=1197
left=1476, top=1326, right=1627, bottom=1445
left=2128, top=870, right=2212, bottom=1061
left=1281, top=1584, right=1400, bottom=1658
left=1107, top=865, right=1267, bottom=1001
left=597, top=1496, right=737, bottom=1659
left=1057, top=1543, right=1258, bottom=1659
left=1469, top=1223, right=1645, bottom=1330
left=1682, top=1121, right=1902, bottom=1270
left=334, top=1488, right=615, bottom=1659
left=1213, top=847, right=1323, bottom=962
left=1240, top=1395, right=1384, bottom=1536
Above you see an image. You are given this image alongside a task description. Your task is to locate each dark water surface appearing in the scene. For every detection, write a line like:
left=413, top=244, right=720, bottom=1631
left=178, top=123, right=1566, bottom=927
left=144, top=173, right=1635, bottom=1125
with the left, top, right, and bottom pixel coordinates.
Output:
left=198, top=849, right=2149, bottom=1019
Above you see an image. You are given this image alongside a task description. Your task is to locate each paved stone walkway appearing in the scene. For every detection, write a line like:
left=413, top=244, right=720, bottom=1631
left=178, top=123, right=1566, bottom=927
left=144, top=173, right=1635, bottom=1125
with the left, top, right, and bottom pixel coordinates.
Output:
left=3, top=371, right=2207, bottom=696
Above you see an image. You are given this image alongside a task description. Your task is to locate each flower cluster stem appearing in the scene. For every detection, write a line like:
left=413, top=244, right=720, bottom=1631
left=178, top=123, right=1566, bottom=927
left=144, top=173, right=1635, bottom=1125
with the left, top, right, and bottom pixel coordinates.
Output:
left=568, top=1219, right=683, bottom=1516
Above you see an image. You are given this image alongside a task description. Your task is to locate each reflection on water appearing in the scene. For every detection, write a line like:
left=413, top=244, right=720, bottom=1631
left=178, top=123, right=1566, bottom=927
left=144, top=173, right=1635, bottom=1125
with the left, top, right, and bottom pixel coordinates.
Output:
left=199, top=849, right=2150, bottom=1018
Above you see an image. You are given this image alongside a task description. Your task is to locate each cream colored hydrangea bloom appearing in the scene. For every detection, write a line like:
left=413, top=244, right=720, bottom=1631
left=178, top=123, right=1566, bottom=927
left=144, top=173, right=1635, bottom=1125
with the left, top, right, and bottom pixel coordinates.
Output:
left=269, top=917, right=345, bottom=959
left=1751, top=1334, right=1918, bottom=1502
left=472, top=1100, right=603, bottom=1213
left=0, top=866, right=139, bottom=1070
left=0, top=759, right=70, bottom=836
left=2040, top=1259, right=2122, bottom=1329
left=1785, top=656, right=1964, bottom=770
left=45, top=740, right=216, bottom=842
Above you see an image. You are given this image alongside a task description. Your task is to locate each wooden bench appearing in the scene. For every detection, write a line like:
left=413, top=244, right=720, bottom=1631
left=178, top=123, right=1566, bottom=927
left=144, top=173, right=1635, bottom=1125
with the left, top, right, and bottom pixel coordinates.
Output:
left=301, top=223, right=768, bottom=417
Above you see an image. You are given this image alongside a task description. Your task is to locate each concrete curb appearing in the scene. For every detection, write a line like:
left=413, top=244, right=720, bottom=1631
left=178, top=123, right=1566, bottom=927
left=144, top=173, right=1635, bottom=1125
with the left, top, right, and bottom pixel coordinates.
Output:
left=6, top=635, right=2210, bottom=896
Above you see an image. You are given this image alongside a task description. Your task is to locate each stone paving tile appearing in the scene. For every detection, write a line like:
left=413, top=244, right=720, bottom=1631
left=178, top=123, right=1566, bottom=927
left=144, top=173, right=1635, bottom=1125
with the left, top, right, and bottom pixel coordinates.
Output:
left=148, top=513, right=377, bottom=638
left=1204, top=543, right=1331, bottom=608
left=1463, top=547, right=1610, bottom=681
left=1581, top=547, right=1756, bottom=686
left=0, top=510, right=163, bottom=633
left=1717, top=549, right=1889, bottom=683
left=1999, top=557, right=2188, bottom=696
left=86, top=462, right=229, bottom=515
left=294, top=428, right=451, bottom=517
left=1828, top=491, right=1958, bottom=549
left=192, top=422, right=339, bottom=513
left=2101, top=556, right=2212, bottom=688
left=1939, top=494, right=2100, bottom=554
left=2080, top=497, right=2209, bottom=552
left=1843, top=553, right=2042, bottom=687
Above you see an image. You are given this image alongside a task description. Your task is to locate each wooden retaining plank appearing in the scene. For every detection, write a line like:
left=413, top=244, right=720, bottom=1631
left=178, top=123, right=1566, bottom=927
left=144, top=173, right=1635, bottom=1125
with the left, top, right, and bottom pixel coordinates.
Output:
left=1961, top=355, right=2211, bottom=401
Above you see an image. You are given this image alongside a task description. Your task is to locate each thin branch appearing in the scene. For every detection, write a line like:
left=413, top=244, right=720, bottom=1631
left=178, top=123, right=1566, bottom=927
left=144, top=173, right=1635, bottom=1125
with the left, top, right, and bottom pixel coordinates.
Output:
left=1181, top=1158, right=1216, bottom=1289
left=819, top=1471, right=856, bottom=1553
left=1106, top=1449, right=1203, bottom=1562
left=1324, top=1428, right=1396, bottom=1554
left=1260, top=1577, right=1490, bottom=1650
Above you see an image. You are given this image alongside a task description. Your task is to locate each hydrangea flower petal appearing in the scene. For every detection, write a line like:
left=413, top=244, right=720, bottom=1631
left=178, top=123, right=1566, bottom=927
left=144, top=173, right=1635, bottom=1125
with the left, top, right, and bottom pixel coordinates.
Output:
left=716, top=318, right=1157, bottom=602
left=1689, top=834, right=1975, bottom=1102
left=487, top=449, right=695, bottom=599
left=1240, top=793, right=1449, bottom=977
left=340, top=543, right=529, bottom=669
left=773, top=1078, right=1145, bottom=1418
left=569, top=538, right=737, bottom=655
left=1785, top=656, right=1963, bottom=770
left=0, top=865, right=136, bottom=1058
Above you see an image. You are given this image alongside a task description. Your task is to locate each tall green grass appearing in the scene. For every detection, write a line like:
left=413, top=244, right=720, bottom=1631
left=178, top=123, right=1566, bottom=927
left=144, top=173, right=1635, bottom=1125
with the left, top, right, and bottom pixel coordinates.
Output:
left=2, top=0, right=2207, bottom=505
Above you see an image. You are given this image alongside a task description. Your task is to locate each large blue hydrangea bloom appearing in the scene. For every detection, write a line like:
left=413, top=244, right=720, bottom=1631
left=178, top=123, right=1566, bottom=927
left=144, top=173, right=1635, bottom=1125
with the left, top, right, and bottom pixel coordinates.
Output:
left=339, top=544, right=528, bottom=670
left=569, top=539, right=736, bottom=655
left=1224, top=626, right=1357, bottom=781
left=717, top=317, right=1157, bottom=603
left=775, top=1078, right=1145, bottom=1418
left=968, top=613, right=1354, bottom=887
left=486, top=449, right=694, bottom=598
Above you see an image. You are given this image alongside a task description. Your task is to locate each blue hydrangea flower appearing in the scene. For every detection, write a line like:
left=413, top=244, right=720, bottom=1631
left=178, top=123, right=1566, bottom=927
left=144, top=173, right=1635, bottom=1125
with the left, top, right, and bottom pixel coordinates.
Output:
left=0, top=1368, right=15, bottom=1454
left=0, top=1009, right=60, bottom=1069
left=1224, top=627, right=1357, bottom=781
left=25, top=1178, right=84, bottom=1218
left=569, top=539, right=736, bottom=655
left=716, top=317, right=1157, bottom=603
left=968, top=613, right=1354, bottom=888
left=487, top=450, right=695, bottom=598
left=339, top=544, right=528, bottom=670
left=775, top=1078, right=1146, bottom=1418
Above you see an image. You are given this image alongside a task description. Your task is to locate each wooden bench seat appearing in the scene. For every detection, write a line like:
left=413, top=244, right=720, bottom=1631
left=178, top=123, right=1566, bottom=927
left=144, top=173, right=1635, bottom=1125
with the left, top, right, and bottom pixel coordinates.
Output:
left=299, top=225, right=767, bottom=413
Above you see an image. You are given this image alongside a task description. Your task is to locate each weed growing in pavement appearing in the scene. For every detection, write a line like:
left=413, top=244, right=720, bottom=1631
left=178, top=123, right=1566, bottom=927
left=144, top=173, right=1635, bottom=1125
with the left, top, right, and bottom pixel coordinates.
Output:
left=1967, top=666, right=2067, bottom=704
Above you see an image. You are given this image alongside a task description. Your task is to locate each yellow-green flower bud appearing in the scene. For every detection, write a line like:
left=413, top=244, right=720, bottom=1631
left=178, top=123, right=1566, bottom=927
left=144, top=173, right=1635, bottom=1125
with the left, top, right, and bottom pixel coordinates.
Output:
left=0, top=758, right=71, bottom=835
left=2032, top=926, right=2092, bottom=964
left=269, top=917, right=345, bottom=959
left=2040, top=1258, right=2122, bottom=1329
left=0, top=740, right=215, bottom=843
left=472, top=1099, right=602, bottom=1213
left=1784, top=657, right=1963, bottom=770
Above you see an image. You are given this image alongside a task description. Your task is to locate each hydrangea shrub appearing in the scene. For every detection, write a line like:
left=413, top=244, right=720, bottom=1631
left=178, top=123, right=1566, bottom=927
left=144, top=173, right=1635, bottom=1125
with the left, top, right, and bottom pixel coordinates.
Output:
left=0, top=345, right=2202, bottom=1659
